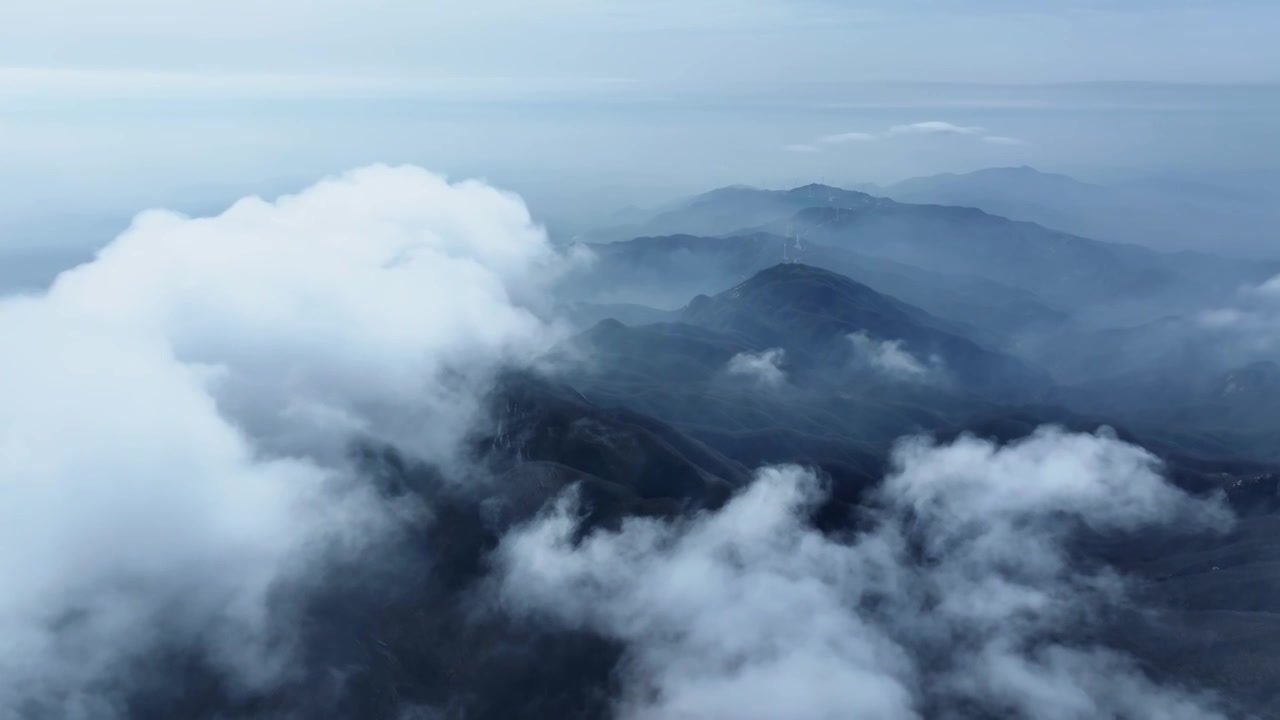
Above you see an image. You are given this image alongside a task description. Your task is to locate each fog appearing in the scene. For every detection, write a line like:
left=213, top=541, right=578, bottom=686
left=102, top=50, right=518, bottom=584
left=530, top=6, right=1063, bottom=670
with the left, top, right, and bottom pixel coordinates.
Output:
left=4, top=1, right=1280, bottom=280
left=4, top=84, right=1279, bottom=265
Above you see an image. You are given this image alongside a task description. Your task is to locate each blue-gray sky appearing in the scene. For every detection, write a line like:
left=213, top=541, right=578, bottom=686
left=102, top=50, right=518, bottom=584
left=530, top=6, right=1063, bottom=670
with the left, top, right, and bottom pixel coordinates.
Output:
left=5, top=1, right=1278, bottom=85
left=1, top=0, right=1278, bottom=258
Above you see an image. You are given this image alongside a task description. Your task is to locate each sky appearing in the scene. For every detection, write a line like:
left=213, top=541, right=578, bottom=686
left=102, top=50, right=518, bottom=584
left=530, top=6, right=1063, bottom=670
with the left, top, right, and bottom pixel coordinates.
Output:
left=1, top=0, right=1278, bottom=261
left=5, top=1, right=1278, bottom=86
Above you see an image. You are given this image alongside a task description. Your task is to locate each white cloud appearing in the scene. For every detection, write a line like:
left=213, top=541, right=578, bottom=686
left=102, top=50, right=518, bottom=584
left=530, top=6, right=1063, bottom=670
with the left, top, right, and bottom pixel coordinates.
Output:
left=820, top=131, right=879, bottom=144
left=787, top=122, right=1023, bottom=154
left=726, top=348, right=787, bottom=388
left=495, top=427, right=1232, bottom=720
left=1247, top=273, right=1280, bottom=299
left=848, top=331, right=939, bottom=382
left=887, top=120, right=984, bottom=136
left=0, top=164, right=569, bottom=716
left=1196, top=273, right=1280, bottom=355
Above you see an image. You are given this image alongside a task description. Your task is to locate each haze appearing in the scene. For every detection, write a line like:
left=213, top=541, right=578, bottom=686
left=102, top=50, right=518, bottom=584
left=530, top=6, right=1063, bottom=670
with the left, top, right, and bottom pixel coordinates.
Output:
left=4, top=0, right=1280, bottom=279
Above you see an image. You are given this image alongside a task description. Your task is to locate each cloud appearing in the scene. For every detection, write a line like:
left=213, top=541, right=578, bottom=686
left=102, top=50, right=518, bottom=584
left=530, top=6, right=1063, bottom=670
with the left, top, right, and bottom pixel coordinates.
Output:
left=1196, top=273, right=1280, bottom=355
left=1247, top=274, right=1280, bottom=299
left=848, top=331, right=940, bottom=382
left=787, top=122, right=1024, bottom=153
left=887, top=120, right=985, bottom=136
left=0, top=164, right=568, bottom=716
left=726, top=348, right=787, bottom=388
left=494, top=427, right=1232, bottom=720
left=819, top=131, right=879, bottom=144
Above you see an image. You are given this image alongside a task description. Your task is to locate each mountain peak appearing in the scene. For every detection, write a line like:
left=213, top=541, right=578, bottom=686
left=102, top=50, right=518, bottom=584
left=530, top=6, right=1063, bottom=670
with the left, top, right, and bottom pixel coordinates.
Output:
left=681, top=264, right=1050, bottom=398
left=747, top=261, right=846, bottom=282
left=686, top=262, right=918, bottom=340
left=726, top=262, right=880, bottom=300
left=785, top=183, right=877, bottom=202
left=789, top=182, right=844, bottom=192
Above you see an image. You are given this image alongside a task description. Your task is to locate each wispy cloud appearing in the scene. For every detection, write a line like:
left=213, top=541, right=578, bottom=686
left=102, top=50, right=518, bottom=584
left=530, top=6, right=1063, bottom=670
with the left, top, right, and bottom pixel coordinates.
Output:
left=848, top=331, right=942, bottom=382
left=785, top=121, right=1025, bottom=154
left=1196, top=273, right=1280, bottom=353
left=819, top=132, right=878, bottom=145
left=886, top=120, right=984, bottom=136
left=726, top=348, right=787, bottom=388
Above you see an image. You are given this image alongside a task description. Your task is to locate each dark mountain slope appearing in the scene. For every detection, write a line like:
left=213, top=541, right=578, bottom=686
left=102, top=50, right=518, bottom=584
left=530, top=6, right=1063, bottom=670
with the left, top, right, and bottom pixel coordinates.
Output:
left=118, top=354, right=1280, bottom=720
left=125, top=371, right=750, bottom=720
left=555, top=265, right=1061, bottom=501
left=680, top=263, right=1051, bottom=399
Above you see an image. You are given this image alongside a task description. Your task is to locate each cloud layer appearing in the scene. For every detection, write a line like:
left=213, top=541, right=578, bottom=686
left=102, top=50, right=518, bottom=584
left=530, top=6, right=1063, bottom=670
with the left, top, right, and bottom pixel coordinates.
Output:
left=495, top=427, right=1231, bottom=720
left=0, top=164, right=566, bottom=716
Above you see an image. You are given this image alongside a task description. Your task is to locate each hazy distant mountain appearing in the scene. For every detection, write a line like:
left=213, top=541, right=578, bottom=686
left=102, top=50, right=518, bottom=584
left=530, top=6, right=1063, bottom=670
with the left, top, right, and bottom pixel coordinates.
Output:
left=872, top=166, right=1280, bottom=258
left=572, top=231, right=1065, bottom=343
left=776, top=204, right=1172, bottom=310
left=879, top=166, right=1115, bottom=230
left=774, top=203, right=1275, bottom=323
left=585, top=181, right=1275, bottom=323
left=560, top=301, right=676, bottom=329
left=583, top=183, right=893, bottom=243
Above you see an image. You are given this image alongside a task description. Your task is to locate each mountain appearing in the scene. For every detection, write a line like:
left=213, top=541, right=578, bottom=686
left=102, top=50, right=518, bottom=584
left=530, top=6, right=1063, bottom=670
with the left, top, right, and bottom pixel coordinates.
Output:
left=775, top=204, right=1172, bottom=311
left=127, top=372, right=751, bottom=720
left=775, top=204, right=1273, bottom=321
left=572, top=232, right=1065, bottom=342
left=873, top=166, right=1280, bottom=258
left=121, top=280, right=1280, bottom=720
left=879, top=166, right=1116, bottom=234
left=679, top=263, right=1052, bottom=398
left=560, top=301, right=675, bottom=329
left=1062, top=358, right=1280, bottom=463
left=555, top=264, right=1059, bottom=503
left=583, top=183, right=893, bottom=243
left=586, top=181, right=1276, bottom=323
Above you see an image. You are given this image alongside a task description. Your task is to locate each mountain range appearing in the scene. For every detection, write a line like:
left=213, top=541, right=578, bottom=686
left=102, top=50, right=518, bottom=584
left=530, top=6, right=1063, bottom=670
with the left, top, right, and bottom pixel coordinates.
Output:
left=863, top=165, right=1280, bottom=258
left=116, top=173, right=1280, bottom=719
left=582, top=181, right=1275, bottom=326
